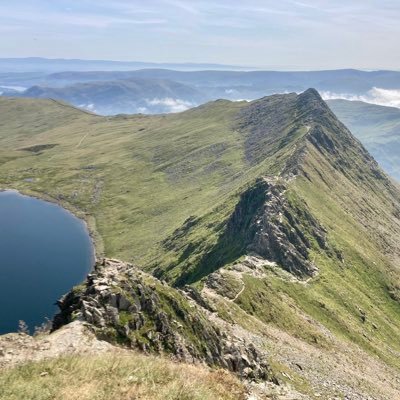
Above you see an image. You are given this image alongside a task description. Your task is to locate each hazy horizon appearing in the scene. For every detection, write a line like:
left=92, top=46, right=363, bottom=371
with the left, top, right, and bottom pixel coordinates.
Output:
left=2, top=56, right=400, bottom=73
left=2, top=1, right=400, bottom=71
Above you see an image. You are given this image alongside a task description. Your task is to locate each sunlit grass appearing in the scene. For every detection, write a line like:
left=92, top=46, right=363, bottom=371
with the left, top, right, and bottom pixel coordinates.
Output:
left=0, top=352, right=246, bottom=400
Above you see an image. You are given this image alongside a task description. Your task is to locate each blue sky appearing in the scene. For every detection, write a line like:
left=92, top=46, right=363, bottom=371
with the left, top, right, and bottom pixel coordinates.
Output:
left=1, top=0, right=400, bottom=69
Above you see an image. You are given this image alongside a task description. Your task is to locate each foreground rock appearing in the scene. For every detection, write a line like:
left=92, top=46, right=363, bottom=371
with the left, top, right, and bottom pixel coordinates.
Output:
left=0, top=321, right=113, bottom=369
left=53, top=258, right=271, bottom=380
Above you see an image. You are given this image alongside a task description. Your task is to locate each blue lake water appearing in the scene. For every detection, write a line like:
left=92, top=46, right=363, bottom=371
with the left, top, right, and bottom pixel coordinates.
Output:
left=0, top=191, right=94, bottom=334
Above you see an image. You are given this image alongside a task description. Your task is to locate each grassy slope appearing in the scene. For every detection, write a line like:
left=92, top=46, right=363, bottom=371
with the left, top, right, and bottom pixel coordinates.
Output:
left=0, top=97, right=249, bottom=261
left=282, top=117, right=400, bottom=367
left=328, top=99, right=400, bottom=180
left=0, top=95, right=304, bottom=264
left=0, top=353, right=245, bottom=400
left=151, top=90, right=400, bottom=375
left=2, top=93, right=400, bottom=397
left=268, top=111, right=400, bottom=369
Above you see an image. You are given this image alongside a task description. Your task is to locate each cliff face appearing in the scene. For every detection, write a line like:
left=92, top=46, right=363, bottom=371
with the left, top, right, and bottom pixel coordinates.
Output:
left=54, top=258, right=270, bottom=380
left=245, top=178, right=328, bottom=277
left=166, top=177, right=331, bottom=285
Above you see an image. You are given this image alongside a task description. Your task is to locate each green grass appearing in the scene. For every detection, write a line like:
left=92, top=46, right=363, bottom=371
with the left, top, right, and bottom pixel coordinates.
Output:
left=0, top=97, right=252, bottom=263
left=150, top=93, right=400, bottom=371
left=236, top=273, right=330, bottom=346
left=0, top=353, right=245, bottom=400
left=0, top=95, right=307, bottom=265
left=282, top=141, right=400, bottom=367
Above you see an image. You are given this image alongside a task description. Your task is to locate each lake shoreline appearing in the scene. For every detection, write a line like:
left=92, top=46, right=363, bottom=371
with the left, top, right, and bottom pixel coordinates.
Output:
left=0, top=190, right=95, bottom=334
left=0, top=187, right=100, bottom=268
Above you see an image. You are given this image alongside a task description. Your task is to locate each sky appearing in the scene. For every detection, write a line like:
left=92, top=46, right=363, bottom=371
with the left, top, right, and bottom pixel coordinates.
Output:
left=1, top=0, right=400, bottom=70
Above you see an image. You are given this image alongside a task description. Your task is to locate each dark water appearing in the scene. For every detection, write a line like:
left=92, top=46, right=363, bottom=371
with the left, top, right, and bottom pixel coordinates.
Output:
left=0, top=191, right=94, bottom=334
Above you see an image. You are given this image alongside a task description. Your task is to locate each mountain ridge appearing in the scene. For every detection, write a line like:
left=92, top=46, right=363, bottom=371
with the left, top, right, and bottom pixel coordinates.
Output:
left=1, top=90, right=400, bottom=398
left=152, top=89, right=398, bottom=283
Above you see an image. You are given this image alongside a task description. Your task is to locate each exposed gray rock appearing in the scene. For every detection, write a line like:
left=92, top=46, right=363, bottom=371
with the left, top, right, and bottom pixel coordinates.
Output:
left=247, top=178, right=324, bottom=277
left=205, top=177, right=328, bottom=279
left=53, top=258, right=271, bottom=380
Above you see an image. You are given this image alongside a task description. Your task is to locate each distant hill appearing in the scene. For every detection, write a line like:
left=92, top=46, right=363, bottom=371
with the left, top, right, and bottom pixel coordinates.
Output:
left=14, top=78, right=206, bottom=114
left=328, top=99, right=400, bottom=181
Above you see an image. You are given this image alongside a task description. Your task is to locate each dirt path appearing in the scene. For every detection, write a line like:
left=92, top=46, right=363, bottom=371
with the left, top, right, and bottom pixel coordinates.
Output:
left=76, top=131, right=90, bottom=148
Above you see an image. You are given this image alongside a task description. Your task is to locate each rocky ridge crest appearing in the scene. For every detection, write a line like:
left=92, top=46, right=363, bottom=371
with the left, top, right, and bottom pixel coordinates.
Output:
left=53, top=258, right=270, bottom=380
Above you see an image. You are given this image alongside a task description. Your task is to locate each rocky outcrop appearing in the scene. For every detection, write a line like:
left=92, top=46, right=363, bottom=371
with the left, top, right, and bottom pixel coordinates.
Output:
left=192, top=177, right=327, bottom=280
left=246, top=178, right=326, bottom=277
left=161, top=175, right=331, bottom=285
left=0, top=321, right=113, bottom=369
left=53, top=258, right=270, bottom=380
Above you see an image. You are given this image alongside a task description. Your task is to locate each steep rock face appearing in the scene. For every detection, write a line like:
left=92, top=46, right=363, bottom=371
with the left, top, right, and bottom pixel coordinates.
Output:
left=296, top=89, right=387, bottom=183
left=220, top=177, right=330, bottom=277
left=53, top=258, right=270, bottom=380
left=247, top=179, right=326, bottom=277
left=168, top=177, right=329, bottom=284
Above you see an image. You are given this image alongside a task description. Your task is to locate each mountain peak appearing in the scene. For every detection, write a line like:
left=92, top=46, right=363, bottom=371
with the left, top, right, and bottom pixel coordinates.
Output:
left=236, top=89, right=337, bottom=166
left=299, top=87, right=322, bottom=99
left=296, top=88, right=333, bottom=123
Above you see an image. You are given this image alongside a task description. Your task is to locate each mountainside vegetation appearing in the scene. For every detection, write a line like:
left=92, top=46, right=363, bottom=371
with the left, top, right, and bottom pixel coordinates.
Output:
left=0, top=350, right=246, bottom=400
left=1, top=90, right=400, bottom=398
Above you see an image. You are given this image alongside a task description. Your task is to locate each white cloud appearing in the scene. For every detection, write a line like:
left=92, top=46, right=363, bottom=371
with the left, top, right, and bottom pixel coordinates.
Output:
left=79, top=103, right=97, bottom=113
left=0, top=5, right=166, bottom=28
left=0, top=85, right=26, bottom=92
left=321, top=87, right=400, bottom=109
left=146, top=98, right=195, bottom=113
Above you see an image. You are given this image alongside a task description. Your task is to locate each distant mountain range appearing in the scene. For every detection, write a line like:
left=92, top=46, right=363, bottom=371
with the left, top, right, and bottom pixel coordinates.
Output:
left=12, top=78, right=206, bottom=115
left=2, top=64, right=400, bottom=180
left=0, top=57, right=250, bottom=73
left=2, top=67, right=400, bottom=115
left=26, top=68, right=400, bottom=93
